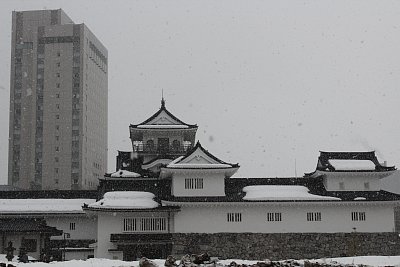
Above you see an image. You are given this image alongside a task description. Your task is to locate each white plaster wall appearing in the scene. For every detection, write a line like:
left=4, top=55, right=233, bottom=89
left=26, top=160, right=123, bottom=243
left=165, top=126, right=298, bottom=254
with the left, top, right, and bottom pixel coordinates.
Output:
left=96, top=211, right=170, bottom=259
left=324, top=174, right=380, bottom=191
left=96, top=213, right=120, bottom=259
left=173, top=203, right=395, bottom=233
left=46, top=215, right=97, bottom=240
left=172, top=172, right=225, bottom=197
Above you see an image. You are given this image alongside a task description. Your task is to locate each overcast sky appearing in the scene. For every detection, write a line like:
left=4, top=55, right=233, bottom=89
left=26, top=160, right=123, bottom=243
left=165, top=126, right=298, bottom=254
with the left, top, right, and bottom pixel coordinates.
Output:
left=0, top=0, right=400, bottom=184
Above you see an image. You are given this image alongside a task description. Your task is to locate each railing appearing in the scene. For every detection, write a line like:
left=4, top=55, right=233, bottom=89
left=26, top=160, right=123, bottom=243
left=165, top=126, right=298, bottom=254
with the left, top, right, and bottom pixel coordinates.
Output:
left=133, top=144, right=192, bottom=154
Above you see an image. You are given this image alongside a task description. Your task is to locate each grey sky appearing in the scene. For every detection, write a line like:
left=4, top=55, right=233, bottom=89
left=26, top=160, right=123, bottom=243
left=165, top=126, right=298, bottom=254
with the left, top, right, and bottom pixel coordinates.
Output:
left=0, top=0, right=400, bottom=184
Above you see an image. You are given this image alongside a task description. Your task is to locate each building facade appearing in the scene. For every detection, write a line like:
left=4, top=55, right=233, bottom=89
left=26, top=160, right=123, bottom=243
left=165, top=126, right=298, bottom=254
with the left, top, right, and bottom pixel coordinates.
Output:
left=83, top=100, right=400, bottom=261
left=8, top=9, right=108, bottom=190
left=1, top=100, right=400, bottom=261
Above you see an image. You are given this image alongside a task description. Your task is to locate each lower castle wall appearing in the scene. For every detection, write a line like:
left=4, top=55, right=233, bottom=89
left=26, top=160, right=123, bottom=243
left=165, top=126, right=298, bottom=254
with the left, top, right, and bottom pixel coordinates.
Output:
left=171, top=233, right=400, bottom=260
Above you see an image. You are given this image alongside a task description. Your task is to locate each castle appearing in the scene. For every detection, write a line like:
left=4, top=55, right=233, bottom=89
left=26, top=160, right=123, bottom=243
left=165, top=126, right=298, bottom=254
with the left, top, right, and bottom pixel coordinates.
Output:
left=1, top=99, right=399, bottom=261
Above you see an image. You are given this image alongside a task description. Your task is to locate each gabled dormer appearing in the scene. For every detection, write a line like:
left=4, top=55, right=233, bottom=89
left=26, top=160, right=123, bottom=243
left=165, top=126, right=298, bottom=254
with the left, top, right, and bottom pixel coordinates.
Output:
left=305, top=151, right=396, bottom=192
left=160, top=142, right=239, bottom=197
left=129, top=98, right=198, bottom=173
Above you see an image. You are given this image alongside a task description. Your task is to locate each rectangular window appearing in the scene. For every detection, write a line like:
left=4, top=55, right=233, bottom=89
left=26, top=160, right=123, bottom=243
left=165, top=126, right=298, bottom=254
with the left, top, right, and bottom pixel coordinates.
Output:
left=307, top=212, right=322, bottom=221
left=57, top=52, right=61, bottom=57
left=184, top=178, right=203, bottom=189
left=55, top=168, right=59, bottom=174
left=227, top=212, right=242, bottom=222
left=56, top=114, right=60, bottom=119
left=57, top=62, right=60, bottom=67
left=56, top=104, right=60, bottom=110
left=267, top=212, right=282, bottom=222
left=56, top=73, right=60, bottom=78
left=56, top=94, right=60, bottom=98
left=69, top=222, right=76, bottom=230
left=123, top=217, right=167, bottom=232
left=56, top=83, right=60, bottom=88
left=55, top=146, right=59, bottom=152
left=55, top=157, right=59, bottom=163
left=351, top=212, right=366, bottom=221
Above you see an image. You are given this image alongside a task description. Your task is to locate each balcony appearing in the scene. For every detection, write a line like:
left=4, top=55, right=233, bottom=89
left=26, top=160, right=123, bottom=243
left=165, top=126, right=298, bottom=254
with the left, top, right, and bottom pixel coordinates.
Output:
left=133, top=144, right=192, bottom=155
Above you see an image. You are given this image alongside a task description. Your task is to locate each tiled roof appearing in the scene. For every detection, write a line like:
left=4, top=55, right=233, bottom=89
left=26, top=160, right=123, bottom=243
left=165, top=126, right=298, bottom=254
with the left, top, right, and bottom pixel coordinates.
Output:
left=0, top=218, right=62, bottom=234
left=130, top=99, right=197, bottom=129
left=312, top=151, right=396, bottom=172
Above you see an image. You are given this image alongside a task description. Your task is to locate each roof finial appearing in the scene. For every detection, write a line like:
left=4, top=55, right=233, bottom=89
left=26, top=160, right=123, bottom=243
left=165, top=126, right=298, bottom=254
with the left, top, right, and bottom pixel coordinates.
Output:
left=161, top=89, right=165, bottom=108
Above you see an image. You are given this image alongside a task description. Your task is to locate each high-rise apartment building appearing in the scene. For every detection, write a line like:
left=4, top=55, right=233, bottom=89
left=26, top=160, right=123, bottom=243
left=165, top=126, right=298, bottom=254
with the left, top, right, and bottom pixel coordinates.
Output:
left=8, top=9, right=107, bottom=190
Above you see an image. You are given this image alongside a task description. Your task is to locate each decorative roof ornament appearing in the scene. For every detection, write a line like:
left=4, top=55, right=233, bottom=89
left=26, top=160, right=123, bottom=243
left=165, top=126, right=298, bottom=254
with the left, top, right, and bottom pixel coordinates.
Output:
left=161, top=89, right=166, bottom=108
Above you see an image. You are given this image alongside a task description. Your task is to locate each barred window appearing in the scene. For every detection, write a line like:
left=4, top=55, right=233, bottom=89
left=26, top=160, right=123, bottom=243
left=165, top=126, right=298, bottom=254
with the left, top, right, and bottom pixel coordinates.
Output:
left=123, top=217, right=167, bottom=232
left=307, top=212, right=322, bottom=221
left=267, top=212, right=282, bottom=222
left=227, top=212, right=242, bottom=222
left=351, top=212, right=366, bottom=221
left=185, top=178, right=203, bottom=189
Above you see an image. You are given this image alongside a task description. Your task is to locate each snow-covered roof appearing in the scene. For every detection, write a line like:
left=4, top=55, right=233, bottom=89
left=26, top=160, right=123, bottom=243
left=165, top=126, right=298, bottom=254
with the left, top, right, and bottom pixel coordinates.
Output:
left=88, top=191, right=159, bottom=210
left=0, top=199, right=95, bottom=214
left=130, top=99, right=197, bottom=129
left=242, top=185, right=341, bottom=201
left=165, top=142, right=239, bottom=169
left=110, top=169, right=141, bottom=178
left=328, top=160, right=376, bottom=171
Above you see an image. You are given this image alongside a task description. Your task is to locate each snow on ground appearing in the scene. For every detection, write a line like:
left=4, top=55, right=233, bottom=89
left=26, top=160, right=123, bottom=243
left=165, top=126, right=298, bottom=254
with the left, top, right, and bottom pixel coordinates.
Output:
left=242, top=185, right=341, bottom=201
left=2, top=256, right=400, bottom=267
left=318, top=256, right=400, bottom=266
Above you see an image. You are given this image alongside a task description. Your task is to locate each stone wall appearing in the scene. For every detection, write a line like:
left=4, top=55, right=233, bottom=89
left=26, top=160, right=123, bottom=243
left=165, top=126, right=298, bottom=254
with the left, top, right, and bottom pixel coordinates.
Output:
left=171, top=233, right=400, bottom=260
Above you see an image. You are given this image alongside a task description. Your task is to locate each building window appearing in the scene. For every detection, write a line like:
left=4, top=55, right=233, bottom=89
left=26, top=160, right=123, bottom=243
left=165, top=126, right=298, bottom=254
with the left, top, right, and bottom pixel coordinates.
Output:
left=57, top=52, right=61, bottom=57
left=339, top=182, right=345, bottom=190
left=56, top=94, right=60, bottom=98
left=351, top=212, right=366, bottom=221
left=55, top=146, right=59, bottom=152
left=69, top=222, right=76, bottom=230
left=57, top=62, right=60, bottom=67
left=55, top=157, right=59, bottom=163
left=227, top=212, right=242, bottom=222
left=307, top=212, right=321, bottom=221
left=55, top=168, right=59, bottom=174
left=21, top=239, right=37, bottom=252
left=56, top=125, right=60, bottom=130
left=56, top=73, right=60, bottom=78
left=185, top=178, right=203, bottom=189
left=56, top=104, right=60, bottom=110
left=267, top=212, right=282, bottom=222
left=56, top=83, right=60, bottom=88
left=123, top=217, right=166, bottom=232
left=364, top=182, right=370, bottom=190
left=56, top=115, right=60, bottom=119
left=55, top=136, right=59, bottom=141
